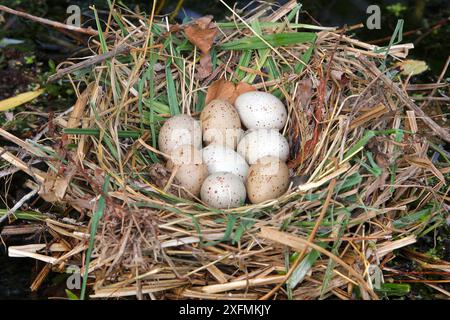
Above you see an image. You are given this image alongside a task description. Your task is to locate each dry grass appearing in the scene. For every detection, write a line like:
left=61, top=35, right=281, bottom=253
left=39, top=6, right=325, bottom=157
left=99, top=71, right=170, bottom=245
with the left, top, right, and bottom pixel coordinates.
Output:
left=1, top=1, right=449, bottom=300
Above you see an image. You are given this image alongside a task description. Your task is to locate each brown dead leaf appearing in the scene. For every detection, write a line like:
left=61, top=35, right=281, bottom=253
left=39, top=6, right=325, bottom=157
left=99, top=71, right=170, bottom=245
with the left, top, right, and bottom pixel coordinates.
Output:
left=296, top=78, right=313, bottom=108
left=405, top=156, right=445, bottom=183
left=184, top=16, right=218, bottom=80
left=234, top=82, right=256, bottom=101
left=375, top=152, right=390, bottom=168
left=184, top=16, right=217, bottom=54
left=205, top=79, right=255, bottom=105
left=197, top=55, right=213, bottom=80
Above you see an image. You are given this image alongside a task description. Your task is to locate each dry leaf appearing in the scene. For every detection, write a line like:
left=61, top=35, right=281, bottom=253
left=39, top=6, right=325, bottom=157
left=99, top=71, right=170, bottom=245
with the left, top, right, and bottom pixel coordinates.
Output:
left=405, top=156, right=445, bottom=183
left=205, top=79, right=255, bottom=105
left=296, top=78, right=313, bottom=108
left=184, top=16, right=218, bottom=79
left=0, top=88, right=44, bottom=112
left=184, top=16, right=217, bottom=55
left=396, top=59, right=428, bottom=76
left=197, top=55, right=213, bottom=80
left=234, top=82, right=255, bottom=101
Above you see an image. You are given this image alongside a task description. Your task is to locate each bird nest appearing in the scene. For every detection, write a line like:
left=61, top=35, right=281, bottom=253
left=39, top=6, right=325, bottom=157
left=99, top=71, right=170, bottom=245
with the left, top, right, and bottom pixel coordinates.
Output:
left=3, top=1, right=449, bottom=300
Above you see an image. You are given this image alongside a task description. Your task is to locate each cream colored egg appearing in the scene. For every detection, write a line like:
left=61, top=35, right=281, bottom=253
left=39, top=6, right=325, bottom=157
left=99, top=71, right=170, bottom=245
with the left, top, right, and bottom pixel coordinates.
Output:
left=237, top=129, right=289, bottom=164
left=201, top=172, right=246, bottom=209
left=158, top=114, right=202, bottom=155
left=246, top=156, right=289, bottom=204
left=235, top=91, right=287, bottom=130
left=166, top=145, right=208, bottom=197
left=202, top=144, right=249, bottom=181
left=200, top=99, right=243, bottom=150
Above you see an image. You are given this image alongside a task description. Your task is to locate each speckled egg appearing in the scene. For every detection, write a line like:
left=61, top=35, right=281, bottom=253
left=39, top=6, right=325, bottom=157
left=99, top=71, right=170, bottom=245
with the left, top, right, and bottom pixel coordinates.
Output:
left=235, top=91, right=287, bottom=130
left=166, top=145, right=208, bottom=197
left=200, top=172, right=246, bottom=209
left=246, top=156, right=290, bottom=204
left=237, top=129, right=289, bottom=164
left=200, top=99, right=243, bottom=150
left=202, top=144, right=249, bottom=181
left=158, top=114, right=202, bottom=155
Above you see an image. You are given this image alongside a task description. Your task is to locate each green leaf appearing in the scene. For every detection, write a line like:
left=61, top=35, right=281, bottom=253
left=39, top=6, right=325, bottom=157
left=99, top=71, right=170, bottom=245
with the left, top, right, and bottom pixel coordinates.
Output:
left=80, top=175, right=110, bottom=300
left=320, top=209, right=350, bottom=298
left=63, top=128, right=141, bottom=139
left=393, top=207, right=433, bottom=229
left=294, top=43, right=315, bottom=74
left=65, top=289, right=79, bottom=300
left=219, top=32, right=316, bottom=50
left=287, top=249, right=321, bottom=289
left=0, top=209, right=46, bottom=221
left=375, top=283, right=410, bottom=296
left=165, top=65, right=180, bottom=115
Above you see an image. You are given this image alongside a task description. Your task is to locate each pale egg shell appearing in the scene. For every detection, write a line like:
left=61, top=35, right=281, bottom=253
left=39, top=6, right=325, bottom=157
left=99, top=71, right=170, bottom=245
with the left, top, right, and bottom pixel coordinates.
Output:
left=202, top=144, right=249, bottom=181
left=158, top=114, right=202, bottom=155
left=166, top=145, right=208, bottom=197
left=200, top=99, right=243, bottom=150
left=201, top=172, right=246, bottom=209
left=237, top=129, right=289, bottom=164
left=246, top=156, right=290, bottom=204
left=235, top=91, right=287, bottom=130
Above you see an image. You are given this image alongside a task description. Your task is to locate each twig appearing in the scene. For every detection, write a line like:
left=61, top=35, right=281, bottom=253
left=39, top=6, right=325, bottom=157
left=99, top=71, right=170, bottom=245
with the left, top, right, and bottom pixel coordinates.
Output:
left=368, top=18, right=449, bottom=45
left=47, top=39, right=144, bottom=82
left=359, top=57, right=450, bottom=143
left=420, top=55, right=450, bottom=109
left=0, top=5, right=98, bottom=36
left=0, top=188, right=38, bottom=224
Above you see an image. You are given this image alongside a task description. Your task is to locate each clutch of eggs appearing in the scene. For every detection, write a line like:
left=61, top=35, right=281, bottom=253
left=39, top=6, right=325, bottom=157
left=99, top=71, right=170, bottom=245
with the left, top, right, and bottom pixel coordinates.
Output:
left=158, top=90, right=291, bottom=209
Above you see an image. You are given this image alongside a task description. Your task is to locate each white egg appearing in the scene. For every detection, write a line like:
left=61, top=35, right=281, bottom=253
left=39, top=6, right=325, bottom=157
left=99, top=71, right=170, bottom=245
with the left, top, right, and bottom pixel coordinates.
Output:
left=202, top=144, right=249, bottom=181
left=158, top=114, right=202, bottom=155
left=235, top=91, right=287, bottom=130
left=237, top=129, right=289, bottom=164
left=200, top=172, right=246, bottom=209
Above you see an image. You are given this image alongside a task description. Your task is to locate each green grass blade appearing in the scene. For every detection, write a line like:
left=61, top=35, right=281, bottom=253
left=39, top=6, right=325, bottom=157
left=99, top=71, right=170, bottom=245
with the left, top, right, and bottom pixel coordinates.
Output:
left=294, top=41, right=315, bottom=74
left=64, top=128, right=141, bottom=139
left=0, top=209, right=46, bottom=221
left=80, top=175, right=110, bottom=300
left=287, top=249, right=321, bottom=289
left=375, top=283, right=410, bottom=296
left=216, top=22, right=334, bottom=31
left=287, top=3, right=302, bottom=22
left=319, top=209, right=350, bottom=298
left=219, top=32, right=316, bottom=50
left=92, top=6, right=108, bottom=54
left=235, top=50, right=253, bottom=81
left=165, top=65, right=180, bottom=115
left=393, top=207, right=433, bottom=229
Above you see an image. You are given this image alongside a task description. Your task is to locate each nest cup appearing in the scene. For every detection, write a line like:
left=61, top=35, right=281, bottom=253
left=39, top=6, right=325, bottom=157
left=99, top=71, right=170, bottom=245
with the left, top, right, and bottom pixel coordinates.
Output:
left=8, top=1, right=448, bottom=300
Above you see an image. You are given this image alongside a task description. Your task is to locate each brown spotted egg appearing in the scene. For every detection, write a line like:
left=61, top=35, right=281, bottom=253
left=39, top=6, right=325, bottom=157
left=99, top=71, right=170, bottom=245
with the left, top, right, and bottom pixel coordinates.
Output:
left=166, top=145, right=208, bottom=197
left=246, top=156, right=289, bottom=204
left=200, top=99, right=243, bottom=150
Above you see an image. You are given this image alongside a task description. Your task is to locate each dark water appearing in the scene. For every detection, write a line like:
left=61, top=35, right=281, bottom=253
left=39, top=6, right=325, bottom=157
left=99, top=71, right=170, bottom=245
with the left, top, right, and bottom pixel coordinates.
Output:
left=0, top=0, right=449, bottom=299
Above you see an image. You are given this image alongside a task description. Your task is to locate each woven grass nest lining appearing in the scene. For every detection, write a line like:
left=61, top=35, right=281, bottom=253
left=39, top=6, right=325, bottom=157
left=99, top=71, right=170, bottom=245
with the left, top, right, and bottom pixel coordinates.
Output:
left=5, top=1, right=449, bottom=300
